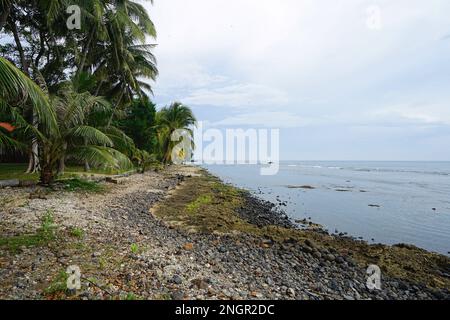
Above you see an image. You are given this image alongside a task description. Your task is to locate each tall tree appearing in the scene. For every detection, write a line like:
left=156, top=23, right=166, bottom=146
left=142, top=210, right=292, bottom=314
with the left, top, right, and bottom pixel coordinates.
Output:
left=119, top=97, right=157, bottom=153
left=154, top=102, right=196, bottom=164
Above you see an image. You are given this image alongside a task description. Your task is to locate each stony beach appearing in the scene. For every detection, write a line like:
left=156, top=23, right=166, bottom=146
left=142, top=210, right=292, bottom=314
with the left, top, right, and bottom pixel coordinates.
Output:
left=0, top=166, right=449, bottom=300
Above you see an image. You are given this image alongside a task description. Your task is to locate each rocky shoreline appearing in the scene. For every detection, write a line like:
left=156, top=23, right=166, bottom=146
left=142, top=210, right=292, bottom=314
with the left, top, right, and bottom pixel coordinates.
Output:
left=233, top=191, right=449, bottom=300
left=0, top=166, right=449, bottom=300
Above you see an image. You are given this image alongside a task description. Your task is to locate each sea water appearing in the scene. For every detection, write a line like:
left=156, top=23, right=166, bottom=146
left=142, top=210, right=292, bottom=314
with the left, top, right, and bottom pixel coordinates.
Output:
left=203, top=161, right=450, bottom=255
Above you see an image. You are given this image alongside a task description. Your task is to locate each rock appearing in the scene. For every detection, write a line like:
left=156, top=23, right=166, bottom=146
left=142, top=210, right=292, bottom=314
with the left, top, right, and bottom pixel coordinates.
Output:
left=171, top=291, right=184, bottom=300
left=250, top=291, right=263, bottom=299
left=105, top=177, right=118, bottom=184
left=218, top=246, right=227, bottom=253
left=313, top=251, right=322, bottom=259
left=0, top=179, right=20, bottom=188
left=287, top=288, right=295, bottom=297
left=29, top=190, right=47, bottom=200
left=305, top=239, right=317, bottom=249
left=171, top=275, right=183, bottom=285
left=325, top=254, right=336, bottom=262
left=191, top=278, right=209, bottom=290
left=260, top=239, right=273, bottom=248
left=335, top=256, right=345, bottom=264
left=19, top=180, right=36, bottom=187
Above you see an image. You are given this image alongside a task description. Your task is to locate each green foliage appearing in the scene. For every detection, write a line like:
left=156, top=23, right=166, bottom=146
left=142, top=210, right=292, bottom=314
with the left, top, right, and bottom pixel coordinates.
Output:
left=44, top=270, right=69, bottom=295
left=132, top=149, right=159, bottom=173
left=0, top=210, right=56, bottom=252
left=0, top=2, right=198, bottom=179
left=0, top=163, right=38, bottom=181
left=39, top=210, right=56, bottom=241
left=130, top=243, right=139, bottom=254
left=62, top=178, right=104, bottom=193
left=0, top=0, right=158, bottom=181
left=186, top=194, right=213, bottom=213
left=155, top=102, right=197, bottom=163
left=119, top=98, right=157, bottom=153
left=70, top=227, right=84, bottom=239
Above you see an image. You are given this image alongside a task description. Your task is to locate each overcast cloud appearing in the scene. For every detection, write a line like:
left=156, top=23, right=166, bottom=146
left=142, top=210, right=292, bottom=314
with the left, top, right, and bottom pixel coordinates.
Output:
left=143, top=0, right=450, bottom=160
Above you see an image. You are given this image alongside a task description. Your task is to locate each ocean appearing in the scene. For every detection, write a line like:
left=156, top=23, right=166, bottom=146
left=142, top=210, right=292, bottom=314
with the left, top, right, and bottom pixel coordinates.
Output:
left=202, top=161, right=450, bottom=256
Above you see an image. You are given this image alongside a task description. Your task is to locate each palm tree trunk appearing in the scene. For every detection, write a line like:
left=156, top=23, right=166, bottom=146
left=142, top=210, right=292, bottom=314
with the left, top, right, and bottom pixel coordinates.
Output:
left=83, top=138, right=90, bottom=172
left=26, top=140, right=40, bottom=173
left=40, top=164, right=54, bottom=185
left=84, top=160, right=90, bottom=172
left=94, top=79, right=104, bottom=96
left=10, top=16, right=39, bottom=174
left=0, top=2, right=11, bottom=32
left=57, top=157, right=65, bottom=175
left=107, top=90, right=124, bottom=127
left=57, top=142, right=67, bottom=175
left=76, top=27, right=96, bottom=77
left=25, top=113, right=40, bottom=174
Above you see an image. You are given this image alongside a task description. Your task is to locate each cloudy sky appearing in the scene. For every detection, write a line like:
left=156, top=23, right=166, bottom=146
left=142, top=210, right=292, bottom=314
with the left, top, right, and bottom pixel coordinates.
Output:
left=143, top=0, right=450, bottom=161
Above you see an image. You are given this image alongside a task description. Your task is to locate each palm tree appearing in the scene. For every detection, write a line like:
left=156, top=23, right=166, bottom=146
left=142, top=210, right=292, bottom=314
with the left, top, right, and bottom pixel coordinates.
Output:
left=40, top=76, right=133, bottom=182
left=0, top=57, right=132, bottom=184
left=0, top=56, right=56, bottom=154
left=154, top=102, right=196, bottom=164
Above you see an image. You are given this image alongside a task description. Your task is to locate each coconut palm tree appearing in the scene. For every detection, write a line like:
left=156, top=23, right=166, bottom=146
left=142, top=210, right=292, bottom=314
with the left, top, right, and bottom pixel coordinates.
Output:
left=40, top=75, right=134, bottom=182
left=0, top=56, right=56, bottom=154
left=154, top=102, right=196, bottom=164
left=0, top=57, right=132, bottom=184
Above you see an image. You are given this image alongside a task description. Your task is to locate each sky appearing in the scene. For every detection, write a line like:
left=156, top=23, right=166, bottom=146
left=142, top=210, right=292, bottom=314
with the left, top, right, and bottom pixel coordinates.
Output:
left=143, top=0, right=450, bottom=161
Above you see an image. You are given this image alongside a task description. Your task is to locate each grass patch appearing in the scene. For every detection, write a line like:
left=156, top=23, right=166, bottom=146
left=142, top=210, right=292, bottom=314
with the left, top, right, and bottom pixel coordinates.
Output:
left=130, top=243, right=139, bottom=254
left=0, top=163, right=134, bottom=183
left=186, top=194, right=212, bottom=213
left=44, top=270, right=69, bottom=296
left=0, top=210, right=57, bottom=252
left=62, top=178, right=104, bottom=193
left=69, top=227, right=84, bottom=239
left=0, top=163, right=38, bottom=181
left=153, top=173, right=261, bottom=235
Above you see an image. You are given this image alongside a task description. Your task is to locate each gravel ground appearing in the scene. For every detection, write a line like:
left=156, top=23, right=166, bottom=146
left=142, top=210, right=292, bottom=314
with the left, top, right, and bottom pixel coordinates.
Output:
left=0, top=166, right=448, bottom=300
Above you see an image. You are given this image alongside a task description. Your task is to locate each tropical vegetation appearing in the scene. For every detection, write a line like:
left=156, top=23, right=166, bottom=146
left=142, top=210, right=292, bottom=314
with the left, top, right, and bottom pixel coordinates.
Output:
left=0, top=0, right=196, bottom=184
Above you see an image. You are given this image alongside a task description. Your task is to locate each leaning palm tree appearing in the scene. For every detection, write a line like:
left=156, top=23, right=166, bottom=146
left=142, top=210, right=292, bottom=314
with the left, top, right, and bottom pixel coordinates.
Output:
left=154, top=102, right=196, bottom=164
left=0, top=57, right=56, bottom=154
left=0, top=57, right=132, bottom=184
